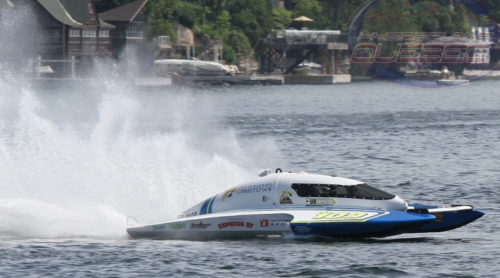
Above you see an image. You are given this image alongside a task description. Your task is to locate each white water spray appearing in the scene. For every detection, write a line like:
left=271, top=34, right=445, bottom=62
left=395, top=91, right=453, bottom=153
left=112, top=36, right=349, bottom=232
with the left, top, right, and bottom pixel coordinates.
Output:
left=0, top=4, right=280, bottom=239
left=0, top=80, right=278, bottom=239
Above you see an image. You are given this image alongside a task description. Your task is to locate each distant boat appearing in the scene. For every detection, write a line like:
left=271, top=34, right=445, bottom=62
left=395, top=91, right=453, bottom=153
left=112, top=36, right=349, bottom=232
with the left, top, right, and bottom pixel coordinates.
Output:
left=292, top=60, right=322, bottom=75
left=436, top=79, right=470, bottom=85
left=155, top=58, right=234, bottom=76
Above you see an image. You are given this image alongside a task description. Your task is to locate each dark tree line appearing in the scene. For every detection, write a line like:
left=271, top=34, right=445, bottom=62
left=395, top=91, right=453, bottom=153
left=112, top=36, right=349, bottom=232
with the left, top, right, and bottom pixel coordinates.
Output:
left=95, top=0, right=499, bottom=64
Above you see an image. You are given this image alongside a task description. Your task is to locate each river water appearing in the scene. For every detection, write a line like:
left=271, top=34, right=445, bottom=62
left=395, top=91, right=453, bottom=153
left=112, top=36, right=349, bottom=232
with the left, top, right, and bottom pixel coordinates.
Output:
left=0, top=79, right=498, bottom=277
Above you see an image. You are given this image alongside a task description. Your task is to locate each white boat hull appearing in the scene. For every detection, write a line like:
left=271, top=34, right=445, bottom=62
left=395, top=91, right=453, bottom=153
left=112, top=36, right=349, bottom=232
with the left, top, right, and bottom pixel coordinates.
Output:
left=436, top=79, right=470, bottom=85
left=127, top=207, right=443, bottom=239
left=155, top=59, right=232, bottom=76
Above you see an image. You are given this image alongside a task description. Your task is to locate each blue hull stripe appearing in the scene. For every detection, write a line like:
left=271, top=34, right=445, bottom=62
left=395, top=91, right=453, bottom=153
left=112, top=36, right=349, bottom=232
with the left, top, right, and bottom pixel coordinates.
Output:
left=200, top=195, right=217, bottom=215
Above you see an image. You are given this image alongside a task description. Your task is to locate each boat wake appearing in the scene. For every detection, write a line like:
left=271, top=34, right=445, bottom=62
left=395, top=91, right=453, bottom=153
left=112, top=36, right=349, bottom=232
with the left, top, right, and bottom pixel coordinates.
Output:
left=0, top=80, right=281, bottom=239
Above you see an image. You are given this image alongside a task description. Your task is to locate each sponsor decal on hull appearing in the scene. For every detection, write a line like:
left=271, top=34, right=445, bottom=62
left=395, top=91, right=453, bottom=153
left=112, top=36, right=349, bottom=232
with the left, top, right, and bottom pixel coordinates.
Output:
left=222, top=188, right=237, bottom=201
left=218, top=221, right=254, bottom=229
left=169, top=223, right=186, bottom=230
left=309, top=211, right=389, bottom=223
left=305, top=198, right=336, bottom=206
left=179, top=211, right=198, bottom=218
left=260, top=219, right=290, bottom=228
left=294, top=226, right=311, bottom=233
left=280, top=191, right=293, bottom=205
left=270, top=219, right=290, bottom=227
left=222, top=184, right=273, bottom=201
left=260, top=219, right=269, bottom=227
left=153, top=225, right=165, bottom=230
left=237, top=184, right=273, bottom=194
left=432, top=212, right=444, bottom=224
left=190, top=222, right=212, bottom=230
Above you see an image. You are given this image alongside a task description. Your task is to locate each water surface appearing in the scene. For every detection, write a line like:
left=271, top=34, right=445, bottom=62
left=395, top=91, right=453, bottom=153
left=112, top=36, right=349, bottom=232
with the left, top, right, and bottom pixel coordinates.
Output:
left=0, top=79, right=498, bottom=277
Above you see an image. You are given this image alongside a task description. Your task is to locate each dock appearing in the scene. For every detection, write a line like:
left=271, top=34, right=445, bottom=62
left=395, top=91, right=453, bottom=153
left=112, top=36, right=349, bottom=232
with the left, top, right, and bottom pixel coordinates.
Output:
left=172, top=74, right=352, bottom=85
left=22, top=77, right=172, bottom=89
left=171, top=75, right=284, bottom=85
left=21, top=74, right=358, bottom=89
left=283, top=74, right=351, bottom=84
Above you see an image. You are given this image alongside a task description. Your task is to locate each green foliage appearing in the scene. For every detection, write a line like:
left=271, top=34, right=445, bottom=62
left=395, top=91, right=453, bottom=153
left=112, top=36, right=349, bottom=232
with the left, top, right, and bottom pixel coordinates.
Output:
left=223, top=43, right=236, bottom=64
left=102, top=0, right=497, bottom=66
left=148, top=19, right=176, bottom=42
left=226, top=30, right=252, bottom=56
left=290, top=0, right=323, bottom=30
left=227, top=0, right=273, bottom=45
left=144, top=0, right=179, bottom=39
left=231, top=10, right=261, bottom=43
left=215, top=10, right=231, bottom=39
left=272, top=8, right=292, bottom=30
left=173, top=2, right=203, bottom=29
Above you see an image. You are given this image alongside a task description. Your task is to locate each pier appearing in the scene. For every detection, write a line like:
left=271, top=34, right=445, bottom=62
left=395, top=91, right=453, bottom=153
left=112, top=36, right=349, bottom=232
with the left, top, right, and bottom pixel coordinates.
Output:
left=283, top=74, right=351, bottom=85
left=22, top=77, right=172, bottom=89
left=171, top=75, right=283, bottom=85
left=261, top=30, right=351, bottom=79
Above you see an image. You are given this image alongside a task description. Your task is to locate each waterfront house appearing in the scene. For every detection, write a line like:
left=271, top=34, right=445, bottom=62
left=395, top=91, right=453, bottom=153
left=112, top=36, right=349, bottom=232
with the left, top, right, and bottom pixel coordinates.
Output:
left=0, top=0, right=114, bottom=77
left=98, top=0, right=154, bottom=76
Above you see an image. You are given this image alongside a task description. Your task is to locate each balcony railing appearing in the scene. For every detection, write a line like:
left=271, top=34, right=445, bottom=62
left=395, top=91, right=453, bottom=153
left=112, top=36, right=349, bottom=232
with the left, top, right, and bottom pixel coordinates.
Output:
left=267, top=30, right=345, bottom=45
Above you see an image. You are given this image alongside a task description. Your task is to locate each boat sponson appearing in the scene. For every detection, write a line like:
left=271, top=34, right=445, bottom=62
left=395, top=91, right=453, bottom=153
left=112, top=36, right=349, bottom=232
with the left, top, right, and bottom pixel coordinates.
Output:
left=126, top=209, right=436, bottom=240
left=290, top=210, right=435, bottom=238
left=408, top=209, right=484, bottom=233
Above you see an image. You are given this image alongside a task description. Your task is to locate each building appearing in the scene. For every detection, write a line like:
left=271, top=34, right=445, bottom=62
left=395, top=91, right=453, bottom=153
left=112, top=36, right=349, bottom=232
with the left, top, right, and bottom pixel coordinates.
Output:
left=0, top=0, right=114, bottom=77
left=98, top=0, right=154, bottom=77
left=98, top=0, right=148, bottom=58
left=262, top=29, right=350, bottom=75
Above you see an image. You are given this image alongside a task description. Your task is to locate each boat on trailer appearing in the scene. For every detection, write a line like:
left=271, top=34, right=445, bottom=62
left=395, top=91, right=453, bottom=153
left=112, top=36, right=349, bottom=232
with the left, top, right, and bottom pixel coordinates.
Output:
left=127, top=169, right=484, bottom=240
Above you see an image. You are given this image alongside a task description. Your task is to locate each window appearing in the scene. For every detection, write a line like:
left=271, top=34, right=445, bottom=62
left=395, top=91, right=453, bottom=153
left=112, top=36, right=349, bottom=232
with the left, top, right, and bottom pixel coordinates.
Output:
left=99, top=30, right=109, bottom=38
left=158, top=36, right=170, bottom=45
left=82, top=30, right=96, bottom=38
left=350, top=184, right=395, bottom=200
left=291, top=184, right=336, bottom=197
left=335, top=185, right=349, bottom=197
left=291, top=183, right=395, bottom=200
left=69, top=29, right=80, bottom=38
left=126, top=22, right=143, bottom=39
left=44, top=30, right=62, bottom=43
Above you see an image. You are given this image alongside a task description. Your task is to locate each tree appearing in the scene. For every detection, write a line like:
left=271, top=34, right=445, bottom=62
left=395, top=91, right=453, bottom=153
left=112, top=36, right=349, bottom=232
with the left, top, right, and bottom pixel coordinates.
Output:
left=290, top=0, right=323, bottom=30
left=273, top=7, right=292, bottom=30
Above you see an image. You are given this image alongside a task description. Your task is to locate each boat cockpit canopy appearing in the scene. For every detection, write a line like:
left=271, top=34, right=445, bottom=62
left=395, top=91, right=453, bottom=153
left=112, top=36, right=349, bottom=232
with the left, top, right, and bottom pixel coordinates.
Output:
left=291, top=183, right=395, bottom=200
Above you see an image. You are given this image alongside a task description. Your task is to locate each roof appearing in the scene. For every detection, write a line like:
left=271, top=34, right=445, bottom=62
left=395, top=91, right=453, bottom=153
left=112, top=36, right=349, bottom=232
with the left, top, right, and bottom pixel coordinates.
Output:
left=35, top=0, right=113, bottom=28
left=293, top=16, right=313, bottom=22
left=60, top=0, right=92, bottom=25
left=0, top=0, right=14, bottom=14
left=59, top=0, right=114, bottom=28
left=2, top=0, right=113, bottom=28
left=37, top=0, right=82, bottom=27
left=99, top=0, right=148, bottom=22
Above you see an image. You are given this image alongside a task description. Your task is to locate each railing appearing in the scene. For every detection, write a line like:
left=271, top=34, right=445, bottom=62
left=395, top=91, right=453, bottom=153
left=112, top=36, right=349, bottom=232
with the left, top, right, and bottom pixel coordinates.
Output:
left=157, top=36, right=171, bottom=49
left=30, top=56, right=79, bottom=78
left=268, top=30, right=346, bottom=45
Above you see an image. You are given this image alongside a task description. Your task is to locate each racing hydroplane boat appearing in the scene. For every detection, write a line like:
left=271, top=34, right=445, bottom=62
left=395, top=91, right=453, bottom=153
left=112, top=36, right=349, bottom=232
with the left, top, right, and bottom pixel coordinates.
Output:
left=127, top=169, right=484, bottom=239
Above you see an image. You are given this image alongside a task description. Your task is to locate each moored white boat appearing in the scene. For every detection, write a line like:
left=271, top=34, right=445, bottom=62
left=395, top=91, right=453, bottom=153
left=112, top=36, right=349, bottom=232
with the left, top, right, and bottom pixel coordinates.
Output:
left=436, top=79, right=470, bottom=85
left=154, top=58, right=234, bottom=76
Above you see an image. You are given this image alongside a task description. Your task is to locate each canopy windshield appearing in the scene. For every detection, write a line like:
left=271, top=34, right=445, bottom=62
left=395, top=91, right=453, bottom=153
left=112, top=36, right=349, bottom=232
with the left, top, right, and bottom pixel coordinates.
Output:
left=291, top=183, right=395, bottom=200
